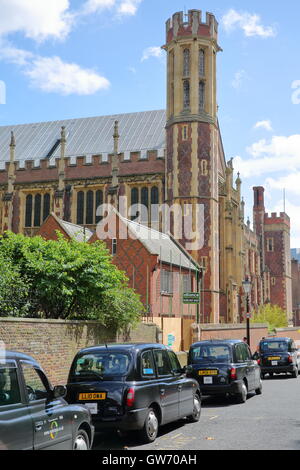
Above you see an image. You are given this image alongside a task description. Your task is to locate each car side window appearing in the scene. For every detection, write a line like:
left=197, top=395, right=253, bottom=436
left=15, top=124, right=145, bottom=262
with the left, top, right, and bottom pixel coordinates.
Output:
left=141, top=350, right=156, bottom=379
left=0, top=366, right=21, bottom=406
left=21, top=364, right=49, bottom=402
left=244, top=344, right=252, bottom=360
left=235, top=344, right=249, bottom=362
left=167, top=351, right=182, bottom=374
left=153, top=350, right=172, bottom=377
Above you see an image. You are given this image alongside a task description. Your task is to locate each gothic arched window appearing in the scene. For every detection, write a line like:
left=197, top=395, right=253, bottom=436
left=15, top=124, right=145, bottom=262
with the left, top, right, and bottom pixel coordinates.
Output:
left=141, top=187, right=149, bottom=209
left=77, top=191, right=84, bottom=225
left=95, top=189, right=103, bottom=224
left=183, top=48, right=190, bottom=77
left=131, top=187, right=139, bottom=220
left=43, top=193, right=50, bottom=222
left=34, top=194, right=42, bottom=227
left=183, top=80, right=190, bottom=109
left=151, top=186, right=159, bottom=223
left=25, top=195, right=33, bottom=228
left=86, top=190, right=94, bottom=225
left=199, top=81, right=205, bottom=111
left=199, top=49, right=205, bottom=77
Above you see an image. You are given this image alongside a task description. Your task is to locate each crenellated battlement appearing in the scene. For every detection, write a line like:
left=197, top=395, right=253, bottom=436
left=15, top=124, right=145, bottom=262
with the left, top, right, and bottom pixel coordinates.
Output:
left=0, top=148, right=165, bottom=171
left=165, top=9, right=218, bottom=44
left=264, top=212, right=290, bottom=228
left=0, top=148, right=166, bottom=187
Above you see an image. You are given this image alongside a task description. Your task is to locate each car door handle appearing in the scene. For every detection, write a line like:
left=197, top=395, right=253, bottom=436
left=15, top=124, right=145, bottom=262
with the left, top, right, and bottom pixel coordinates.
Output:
left=178, top=385, right=182, bottom=391
left=35, top=422, right=43, bottom=432
left=160, top=389, right=165, bottom=396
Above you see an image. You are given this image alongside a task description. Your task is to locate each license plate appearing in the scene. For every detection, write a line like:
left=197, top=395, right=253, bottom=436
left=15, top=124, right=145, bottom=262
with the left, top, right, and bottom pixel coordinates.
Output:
left=268, top=357, right=281, bottom=361
left=198, top=370, right=218, bottom=376
left=84, top=403, right=98, bottom=415
left=78, top=393, right=106, bottom=401
left=203, top=377, right=213, bottom=384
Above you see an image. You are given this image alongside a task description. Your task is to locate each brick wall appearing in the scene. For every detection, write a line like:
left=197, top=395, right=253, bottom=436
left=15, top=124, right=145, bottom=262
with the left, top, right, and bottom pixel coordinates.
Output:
left=0, top=318, right=159, bottom=385
left=199, top=323, right=269, bottom=353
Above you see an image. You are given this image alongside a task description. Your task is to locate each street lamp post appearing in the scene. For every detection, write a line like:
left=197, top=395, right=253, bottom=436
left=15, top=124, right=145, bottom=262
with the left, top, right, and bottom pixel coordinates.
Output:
left=242, top=278, right=252, bottom=347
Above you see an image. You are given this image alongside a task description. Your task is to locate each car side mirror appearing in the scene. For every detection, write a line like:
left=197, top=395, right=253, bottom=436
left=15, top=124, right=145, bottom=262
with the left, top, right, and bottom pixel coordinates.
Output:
left=183, top=365, right=193, bottom=374
left=53, top=385, right=67, bottom=399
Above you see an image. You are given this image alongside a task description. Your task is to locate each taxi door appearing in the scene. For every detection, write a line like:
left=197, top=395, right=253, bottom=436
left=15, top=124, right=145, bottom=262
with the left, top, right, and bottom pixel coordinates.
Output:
left=20, top=361, right=73, bottom=450
left=153, top=349, right=180, bottom=424
left=0, top=361, right=33, bottom=450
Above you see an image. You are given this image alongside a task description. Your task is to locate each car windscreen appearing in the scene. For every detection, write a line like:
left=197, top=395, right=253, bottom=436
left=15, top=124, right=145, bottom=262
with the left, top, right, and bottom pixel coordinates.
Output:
left=190, top=344, right=232, bottom=363
left=260, top=341, right=288, bottom=353
left=70, top=352, right=132, bottom=381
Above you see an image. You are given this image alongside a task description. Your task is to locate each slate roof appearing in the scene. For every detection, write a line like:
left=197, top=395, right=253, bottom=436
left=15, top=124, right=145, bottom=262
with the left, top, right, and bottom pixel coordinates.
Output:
left=0, top=110, right=166, bottom=166
left=51, top=214, right=94, bottom=242
left=118, top=214, right=200, bottom=271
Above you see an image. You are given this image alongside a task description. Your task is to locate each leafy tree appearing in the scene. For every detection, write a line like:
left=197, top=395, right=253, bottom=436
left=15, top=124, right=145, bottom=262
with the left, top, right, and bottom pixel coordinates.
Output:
left=0, top=232, right=143, bottom=330
left=251, top=304, right=288, bottom=333
left=0, top=254, right=30, bottom=317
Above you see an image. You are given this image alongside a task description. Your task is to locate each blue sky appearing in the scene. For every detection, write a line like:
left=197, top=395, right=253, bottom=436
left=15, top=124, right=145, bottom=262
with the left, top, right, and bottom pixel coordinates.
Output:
left=0, top=0, right=300, bottom=246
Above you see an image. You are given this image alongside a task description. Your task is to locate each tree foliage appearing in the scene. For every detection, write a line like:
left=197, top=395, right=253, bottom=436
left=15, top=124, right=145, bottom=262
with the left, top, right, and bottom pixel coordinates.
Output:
left=0, top=232, right=144, bottom=330
left=251, top=303, right=288, bottom=333
left=0, top=254, right=30, bottom=317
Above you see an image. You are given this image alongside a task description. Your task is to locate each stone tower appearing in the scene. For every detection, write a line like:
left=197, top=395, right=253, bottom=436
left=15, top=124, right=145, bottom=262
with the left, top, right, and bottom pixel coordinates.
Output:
left=163, top=10, right=223, bottom=323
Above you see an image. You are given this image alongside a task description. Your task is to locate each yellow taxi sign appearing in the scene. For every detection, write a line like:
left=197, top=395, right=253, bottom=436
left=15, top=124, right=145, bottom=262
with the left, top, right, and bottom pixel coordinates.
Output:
left=198, top=370, right=218, bottom=376
left=78, top=393, right=106, bottom=401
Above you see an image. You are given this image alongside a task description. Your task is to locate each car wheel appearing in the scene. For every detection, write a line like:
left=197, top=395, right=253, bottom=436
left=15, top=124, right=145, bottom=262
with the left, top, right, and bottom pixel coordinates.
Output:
left=255, top=379, right=263, bottom=395
left=187, top=394, right=201, bottom=423
left=141, top=408, right=159, bottom=443
left=291, top=368, right=298, bottom=379
left=73, top=429, right=90, bottom=450
left=236, top=382, right=247, bottom=404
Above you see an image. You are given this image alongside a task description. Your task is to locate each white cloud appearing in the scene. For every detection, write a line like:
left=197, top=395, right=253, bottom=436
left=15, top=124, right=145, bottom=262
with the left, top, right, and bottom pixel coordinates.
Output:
left=233, top=134, right=300, bottom=178
left=254, top=120, right=273, bottom=132
left=0, top=40, right=33, bottom=66
left=0, top=0, right=73, bottom=42
left=81, top=0, right=142, bottom=17
left=231, top=69, right=249, bottom=90
left=25, top=55, right=110, bottom=96
left=0, top=41, right=110, bottom=95
left=141, top=46, right=163, bottom=62
left=117, top=0, right=142, bottom=16
left=291, top=80, right=300, bottom=105
left=222, top=9, right=276, bottom=38
left=266, top=173, right=300, bottom=196
left=81, top=0, right=116, bottom=15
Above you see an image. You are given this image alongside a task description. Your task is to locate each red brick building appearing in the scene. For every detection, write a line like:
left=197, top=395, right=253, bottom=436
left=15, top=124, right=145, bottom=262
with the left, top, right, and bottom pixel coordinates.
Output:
left=0, top=9, right=293, bottom=324
left=39, top=212, right=201, bottom=323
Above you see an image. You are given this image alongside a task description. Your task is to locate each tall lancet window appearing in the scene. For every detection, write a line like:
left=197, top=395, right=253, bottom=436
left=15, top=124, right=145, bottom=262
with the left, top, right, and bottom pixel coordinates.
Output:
left=183, top=48, right=190, bottom=77
left=183, top=80, right=190, bottom=109
left=199, top=81, right=205, bottom=111
left=199, top=49, right=205, bottom=77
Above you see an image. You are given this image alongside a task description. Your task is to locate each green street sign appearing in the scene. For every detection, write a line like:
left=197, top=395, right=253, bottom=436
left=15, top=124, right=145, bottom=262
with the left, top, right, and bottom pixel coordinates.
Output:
left=183, top=292, right=200, bottom=304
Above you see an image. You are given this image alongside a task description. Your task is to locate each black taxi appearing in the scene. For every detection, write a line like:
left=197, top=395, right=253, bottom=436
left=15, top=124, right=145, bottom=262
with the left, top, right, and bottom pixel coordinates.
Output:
left=66, top=343, right=201, bottom=443
left=187, top=340, right=262, bottom=403
left=257, top=337, right=300, bottom=379
left=0, top=351, right=94, bottom=450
